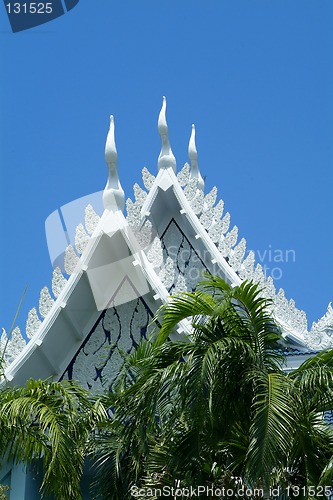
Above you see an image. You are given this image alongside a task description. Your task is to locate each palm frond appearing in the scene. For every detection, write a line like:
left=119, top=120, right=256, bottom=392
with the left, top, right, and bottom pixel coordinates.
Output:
left=246, top=372, right=293, bottom=486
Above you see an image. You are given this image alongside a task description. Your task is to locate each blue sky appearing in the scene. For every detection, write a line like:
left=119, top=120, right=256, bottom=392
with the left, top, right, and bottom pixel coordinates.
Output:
left=0, top=0, right=332, bottom=338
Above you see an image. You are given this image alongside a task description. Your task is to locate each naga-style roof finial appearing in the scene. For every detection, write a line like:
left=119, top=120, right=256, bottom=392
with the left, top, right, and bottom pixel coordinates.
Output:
left=188, top=124, right=204, bottom=190
left=103, top=115, right=125, bottom=213
left=158, top=96, right=176, bottom=172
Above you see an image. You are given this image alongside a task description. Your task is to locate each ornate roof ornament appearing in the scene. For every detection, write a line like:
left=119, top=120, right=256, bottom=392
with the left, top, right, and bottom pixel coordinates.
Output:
left=158, top=96, right=176, bottom=172
left=188, top=124, right=204, bottom=190
left=103, top=115, right=125, bottom=212
left=310, top=302, right=333, bottom=338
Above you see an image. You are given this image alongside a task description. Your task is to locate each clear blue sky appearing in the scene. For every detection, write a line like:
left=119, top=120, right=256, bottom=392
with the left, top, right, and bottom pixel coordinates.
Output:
left=0, top=0, right=332, bottom=338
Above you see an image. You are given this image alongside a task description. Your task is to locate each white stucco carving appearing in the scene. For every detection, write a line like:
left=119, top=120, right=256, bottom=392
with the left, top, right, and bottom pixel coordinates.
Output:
left=212, top=199, right=224, bottom=221
left=51, top=267, right=67, bottom=298
left=220, top=212, right=231, bottom=234
left=159, top=256, right=175, bottom=289
left=177, top=163, right=190, bottom=187
left=200, top=209, right=214, bottom=230
left=190, top=190, right=205, bottom=215
left=133, top=220, right=152, bottom=251
left=39, top=286, right=55, bottom=319
left=126, top=198, right=142, bottom=227
left=204, top=187, right=218, bottom=209
left=219, top=225, right=238, bottom=258
left=184, top=178, right=199, bottom=202
left=5, top=98, right=332, bottom=380
left=262, top=276, right=276, bottom=300
left=84, top=204, right=100, bottom=235
left=229, top=237, right=246, bottom=272
left=0, top=329, right=8, bottom=364
left=306, top=303, right=333, bottom=349
left=133, top=183, right=148, bottom=205
left=147, top=237, right=163, bottom=268
left=64, top=245, right=80, bottom=275
left=70, top=297, right=156, bottom=393
left=208, top=220, right=225, bottom=244
left=142, top=167, right=155, bottom=191
left=26, top=308, right=42, bottom=339
left=5, top=327, right=26, bottom=365
left=239, top=250, right=255, bottom=280
left=75, top=223, right=90, bottom=255
left=173, top=274, right=187, bottom=294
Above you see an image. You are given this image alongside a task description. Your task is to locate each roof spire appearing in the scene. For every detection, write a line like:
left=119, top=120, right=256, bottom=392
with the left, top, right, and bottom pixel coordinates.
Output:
left=188, top=124, right=204, bottom=190
left=158, top=96, right=176, bottom=172
left=103, top=115, right=125, bottom=213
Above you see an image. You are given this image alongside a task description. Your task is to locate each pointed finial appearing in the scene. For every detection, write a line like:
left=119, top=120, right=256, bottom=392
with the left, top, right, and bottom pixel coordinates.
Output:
left=188, top=124, right=204, bottom=190
left=158, top=96, right=176, bottom=172
left=103, top=115, right=125, bottom=212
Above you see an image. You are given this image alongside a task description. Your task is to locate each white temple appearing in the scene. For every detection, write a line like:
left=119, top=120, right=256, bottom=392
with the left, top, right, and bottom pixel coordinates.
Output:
left=2, top=97, right=333, bottom=392
left=1, top=96, right=333, bottom=496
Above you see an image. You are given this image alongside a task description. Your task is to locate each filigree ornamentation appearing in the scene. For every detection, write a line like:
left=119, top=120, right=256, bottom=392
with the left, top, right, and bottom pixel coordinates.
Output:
left=184, top=178, right=198, bottom=202
left=262, top=276, right=276, bottom=300
left=6, top=327, right=26, bottom=364
left=173, top=274, right=187, bottom=294
left=147, top=237, right=163, bottom=268
left=239, top=250, right=255, bottom=280
left=64, top=245, right=80, bottom=275
left=84, top=204, right=100, bottom=236
left=212, top=199, right=224, bottom=222
left=126, top=198, right=142, bottom=227
left=310, top=303, right=333, bottom=336
left=296, top=310, right=308, bottom=334
left=52, top=267, right=67, bottom=298
left=65, top=296, right=156, bottom=393
left=26, top=308, right=42, bottom=339
left=208, top=220, right=225, bottom=244
left=75, top=223, right=90, bottom=255
left=132, top=220, right=152, bottom=251
left=142, top=167, right=155, bottom=190
left=229, top=238, right=246, bottom=272
left=287, top=300, right=307, bottom=334
left=271, top=288, right=309, bottom=339
left=133, top=183, right=148, bottom=205
left=190, top=190, right=205, bottom=215
left=39, top=286, right=55, bottom=319
left=200, top=209, right=214, bottom=230
left=219, top=239, right=230, bottom=259
left=204, top=187, right=218, bottom=209
left=226, top=225, right=238, bottom=248
left=306, top=303, right=333, bottom=349
left=274, top=288, right=289, bottom=323
left=0, top=328, right=8, bottom=359
left=177, top=162, right=190, bottom=187
left=161, top=219, right=208, bottom=293
left=219, top=226, right=238, bottom=258
left=252, top=263, right=266, bottom=288
left=221, top=212, right=231, bottom=234
left=159, top=256, right=175, bottom=289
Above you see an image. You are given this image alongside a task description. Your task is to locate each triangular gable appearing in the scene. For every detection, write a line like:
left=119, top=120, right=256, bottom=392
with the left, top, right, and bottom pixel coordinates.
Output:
left=2, top=98, right=333, bottom=389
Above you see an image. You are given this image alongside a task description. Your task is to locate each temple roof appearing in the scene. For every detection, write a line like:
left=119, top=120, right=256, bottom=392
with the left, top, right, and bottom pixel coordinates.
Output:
left=2, top=98, right=333, bottom=387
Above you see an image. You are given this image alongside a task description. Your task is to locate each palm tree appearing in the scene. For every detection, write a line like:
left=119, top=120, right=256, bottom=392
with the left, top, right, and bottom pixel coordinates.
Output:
left=90, top=275, right=333, bottom=499
left=0, top=291, right=107, bottom=499
left=0, top=363, right=106, bottom=499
